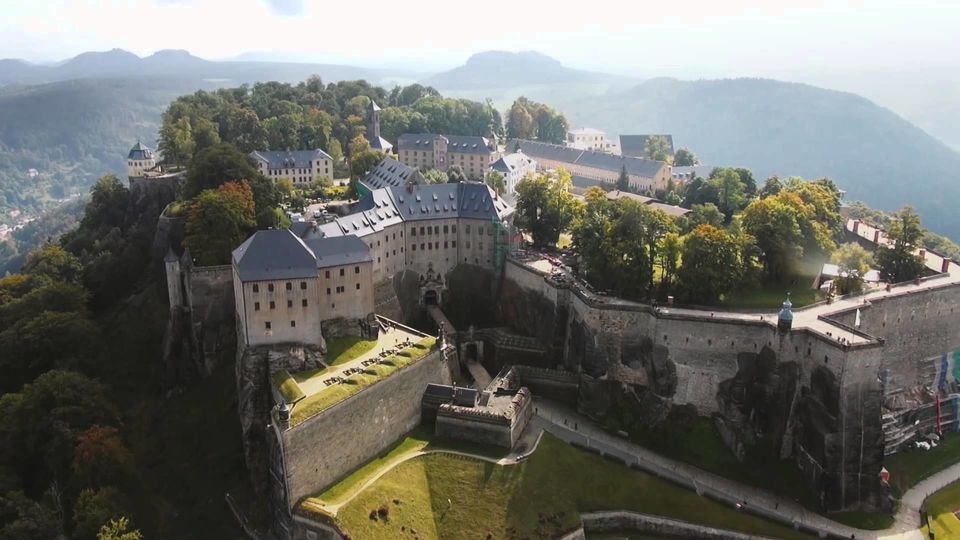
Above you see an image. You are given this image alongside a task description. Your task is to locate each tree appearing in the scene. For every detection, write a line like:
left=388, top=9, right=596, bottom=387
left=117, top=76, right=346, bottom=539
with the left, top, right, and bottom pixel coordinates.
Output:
left=673, top=148, right=698, bottom=167
left=184, top=181, right=256, bottom=266
left=97, top=517, right=142, bottom=540
left=876, top=206, right=926, bottom=283
left=740, top=195, right=805, bottom=279
left=73, top=488, right=127, bottom=540
left=21, top=244, right=83, bottom=284
left=506, top=101, right=535, bottom=140
left=659, top=232, right=682, bottom=290
left=327, top=139, right=347, bottom=178
left=615, top=165, right=630, bottom=191
left=485, top=171, right=506, bottom=195
left=0, top=371, right=118, bottom=497
left=276, top=177, right=294, bottom=197
left=677, top=225, right=746, bottom=303
left=644, top=136, right=671, bottom=162
left=159, top=116, right=195, bottom=168
left=0, top=490, right=59, bottom=540
left=712, top=168, right=746, bottom=221
left=422, top=169, right=448, bottom=184
left=0, top=309, right=99, bottom=393
left=686, top=203, right=725, bottom=230
left=514, top=170, right=579, bottom=248
left=72, top=426, right=135, bottom=489
left=446, top=165, right=467, bottom=184
left=831, top=243, right=873, bottom=294
left=348, top=134, right=371, bottom=158
left=182, top=143, right=261, bottom=200
left=349, top=150, right=385, bottom=181
left=758, top=176, right=783, bottom=199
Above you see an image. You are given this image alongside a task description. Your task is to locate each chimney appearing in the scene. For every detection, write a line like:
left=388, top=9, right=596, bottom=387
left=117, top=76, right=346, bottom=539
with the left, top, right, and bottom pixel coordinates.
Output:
left=873, top=230, right=881, bottom=243
left=942, top=258, right=951, bottom=274
left=853, top=220, right=861, bottom=234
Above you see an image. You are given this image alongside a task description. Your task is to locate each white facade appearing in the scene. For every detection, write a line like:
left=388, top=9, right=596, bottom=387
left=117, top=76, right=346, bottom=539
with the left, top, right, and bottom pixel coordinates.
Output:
left=566, top=128, right=619, bottom=153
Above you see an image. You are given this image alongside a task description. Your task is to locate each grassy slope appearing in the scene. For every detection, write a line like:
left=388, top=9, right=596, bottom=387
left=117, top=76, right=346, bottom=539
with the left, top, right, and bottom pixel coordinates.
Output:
left=335, top=433, right=812, bottom=540
left=325, top=336, right=378, bottom=367
left=922, top=479, right=960, bottom=538
left=885, top=434, right=960, bottom=494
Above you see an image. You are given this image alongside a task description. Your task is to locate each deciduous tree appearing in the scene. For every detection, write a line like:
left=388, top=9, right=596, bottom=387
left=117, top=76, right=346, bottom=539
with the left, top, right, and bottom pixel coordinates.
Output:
left=673, top=148, right=698, bottom=167
left=677, top=225, right=746, bottom=303
left=514, top=169, right=579, bottom=248
left=876, top=206, right=926, bottom=283
left=831, top=243, right=873, bottom=294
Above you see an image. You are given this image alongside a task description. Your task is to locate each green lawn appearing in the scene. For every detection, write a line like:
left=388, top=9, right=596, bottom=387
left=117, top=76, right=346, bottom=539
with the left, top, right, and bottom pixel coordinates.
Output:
left=922, top=479, right=960, bottom=538
left=272, top=369, right=305, bottom=403
left=325, top=336, right=378, bottom=366
left=886, top=433, right=960, bottom=493
left=290, top=337, right=437, bottom=426
left=332, top=433, right=813, bottom=540
left=719, top=275, right=822, bottom=309
left=623, top=416, right=818, bottom=508
left=827, top=511, right=895, bottom=530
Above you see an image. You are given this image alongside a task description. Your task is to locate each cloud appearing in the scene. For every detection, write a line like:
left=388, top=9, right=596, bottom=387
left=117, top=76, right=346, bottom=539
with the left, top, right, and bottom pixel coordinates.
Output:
left=263, top=0, right=305, bottom=16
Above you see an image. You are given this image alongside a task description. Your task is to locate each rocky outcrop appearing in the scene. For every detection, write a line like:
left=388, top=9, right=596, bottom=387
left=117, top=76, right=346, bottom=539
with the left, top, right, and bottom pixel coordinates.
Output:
left=236, top=344, right=324, bottom=501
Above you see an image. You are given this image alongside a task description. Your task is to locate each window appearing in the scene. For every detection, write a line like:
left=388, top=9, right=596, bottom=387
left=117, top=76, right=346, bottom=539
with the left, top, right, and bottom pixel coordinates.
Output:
left=435, top=242, right=439, bottom=249
left=300, top=281, right=307, bottom=290
left=356, top=283, right=360, bottom=290
left=290, top=320, right=296, bottom=328
left=466, top=241, right=471, bottom=249
left=325, top=270, right=330, bottom=278
left=355, top=266, right=360, bottom=274
left=252, top=284, right=259, bottom=293
left=488, top=227, right=493, bottom=236
left=377, top=240, right=381, bottom=247
left=466, top=225, right=471, bottom=234
left=452, top=241, right=457, bottom=248
left=411, top=227, right=417, bottom=237
left=326, top=288, right=331, bottom=295
left=268, top=284, right=274, bottom=292
left=443, top=225, right=448, bottom=234
left=444, top=241, right=448, bottom=248
left=420, top=226, right=425, bottom=235
left=286, top=282, right=292, bottom=291
left=270, top=301, right=276, bottom=309
left=254, top=302, right=261, bottom=311
left=428, top=243, right=432, bottom=250
left=302, top=299, right=308, bottom=307
left=264, top=321, right=271, bottom=330
left=412, top=244, right=417, bottom=251
left=332, top=303, right=336, bottom=309
left=287, top=300, right=293, bottom=308
left=452, top=225, right=457, bottom=233
left=339, top=268, right=345, bottom=276
left=479, top=226, right=484, bottom=235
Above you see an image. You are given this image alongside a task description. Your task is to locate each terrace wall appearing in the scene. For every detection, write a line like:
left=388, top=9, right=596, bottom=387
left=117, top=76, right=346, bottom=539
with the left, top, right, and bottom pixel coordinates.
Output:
left=279, top=346, right=454, bottom=506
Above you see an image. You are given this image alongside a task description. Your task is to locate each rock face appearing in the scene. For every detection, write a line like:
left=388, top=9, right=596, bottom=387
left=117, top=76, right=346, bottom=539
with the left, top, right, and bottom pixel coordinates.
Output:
left=236, top=344, right=324, bottom=501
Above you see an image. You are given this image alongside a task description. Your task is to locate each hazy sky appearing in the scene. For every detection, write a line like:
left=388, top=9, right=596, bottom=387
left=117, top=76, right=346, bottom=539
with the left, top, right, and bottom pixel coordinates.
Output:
left=2, top=0, right=958, bottom=77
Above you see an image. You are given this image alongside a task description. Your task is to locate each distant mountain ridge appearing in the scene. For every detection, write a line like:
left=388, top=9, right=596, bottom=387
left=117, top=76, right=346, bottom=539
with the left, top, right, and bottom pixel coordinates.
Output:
left=0, top=48, right=416, bottom=87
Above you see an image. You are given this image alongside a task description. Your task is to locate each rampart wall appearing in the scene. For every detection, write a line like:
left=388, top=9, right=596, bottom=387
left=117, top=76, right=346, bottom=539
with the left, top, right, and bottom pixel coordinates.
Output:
left=278, top=347, right=453, bottom=507
left=497, top=257, right=960, bottom=510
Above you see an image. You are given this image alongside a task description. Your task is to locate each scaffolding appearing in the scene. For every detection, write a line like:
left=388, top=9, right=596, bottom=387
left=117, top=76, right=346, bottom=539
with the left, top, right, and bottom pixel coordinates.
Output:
left=492, top=215, right=520, bottom=272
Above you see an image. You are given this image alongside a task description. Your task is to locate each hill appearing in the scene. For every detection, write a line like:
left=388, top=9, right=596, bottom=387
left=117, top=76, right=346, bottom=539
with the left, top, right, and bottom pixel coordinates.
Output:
left=559, top=77, right=960, bottom=237
left=425, top=51, right=636, bottom=110
left=0, top=48, right=417, bottom=87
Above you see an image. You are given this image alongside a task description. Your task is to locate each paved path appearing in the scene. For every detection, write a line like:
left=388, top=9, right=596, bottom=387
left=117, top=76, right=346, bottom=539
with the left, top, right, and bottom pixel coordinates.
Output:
left=532, top=399, right=939, bottom=540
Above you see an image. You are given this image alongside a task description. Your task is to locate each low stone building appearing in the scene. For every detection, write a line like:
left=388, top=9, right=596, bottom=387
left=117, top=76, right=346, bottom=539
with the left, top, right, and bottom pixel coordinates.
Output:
left=509, top=139, right=671, bottom=193
left=398, top=133, right=499, bottom=180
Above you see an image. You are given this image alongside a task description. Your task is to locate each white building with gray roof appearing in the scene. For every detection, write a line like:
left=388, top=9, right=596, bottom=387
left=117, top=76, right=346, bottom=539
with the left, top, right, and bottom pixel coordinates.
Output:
left=232, top=157, right=515, bottom=347
left=489, top=152, right=537, bottom=200
left=249, top=149, right=333, bottom=187
left=398, top=133, right=499, bottom=180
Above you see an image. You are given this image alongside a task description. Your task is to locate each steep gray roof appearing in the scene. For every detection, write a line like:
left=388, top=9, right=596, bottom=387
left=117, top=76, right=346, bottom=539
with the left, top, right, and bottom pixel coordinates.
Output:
left=360, top=156, right=419, bottom=190
left=385, top=182, right=512, bottom=222
left=671, top=165, right=713, bottom=180
left=249, top=149, right=333, bottom=169
left=368, top=136, right=393, bottom=152
left=232, top=229, right=317, bottom=282
left=619, top=135, right=675, bottom=158
left=509, top=139, right=665, bottom=179
left=128, top=141, right=153, bottom=160
left=305, top=235, right=373, bottom=268
left=398, top=133, right=496, bottom=155
left=490, top=152, right=535, bottom=174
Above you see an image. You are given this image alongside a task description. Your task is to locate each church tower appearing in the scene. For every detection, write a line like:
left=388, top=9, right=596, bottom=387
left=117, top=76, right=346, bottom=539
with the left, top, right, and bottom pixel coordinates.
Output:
left=365, top=100, right=393, bottom=154
left=127, top=140, right=156, bottom=179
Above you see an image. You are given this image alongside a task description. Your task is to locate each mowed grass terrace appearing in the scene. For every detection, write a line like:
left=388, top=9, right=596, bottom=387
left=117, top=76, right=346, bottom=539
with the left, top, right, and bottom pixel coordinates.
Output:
left=923, top=479, right=960, bottom=538
left=326, top=433, right=813, bottom=540
left=270, top=329, right=437, bottom=427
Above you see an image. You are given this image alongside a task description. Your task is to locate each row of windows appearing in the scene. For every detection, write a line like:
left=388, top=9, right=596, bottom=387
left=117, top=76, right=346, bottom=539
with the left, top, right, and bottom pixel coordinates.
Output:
left=325, top=284, right=361, bottom=294
left=412, top=224, right=457, bottom=236
left=264, top=320, right=296, bottom=329
left=252, top=281, right=309, bottom=293
left=323, top=266, right=361, bottom=279
left=412, top=241, right=458, bottom=251
left=254, top=298, right=310, bottom=311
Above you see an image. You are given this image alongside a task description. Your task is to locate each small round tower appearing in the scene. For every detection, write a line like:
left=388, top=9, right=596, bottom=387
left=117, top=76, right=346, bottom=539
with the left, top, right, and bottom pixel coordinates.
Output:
left=127, top=140, right=156, bottom=179
left=778, top=294, right=794, bottom=333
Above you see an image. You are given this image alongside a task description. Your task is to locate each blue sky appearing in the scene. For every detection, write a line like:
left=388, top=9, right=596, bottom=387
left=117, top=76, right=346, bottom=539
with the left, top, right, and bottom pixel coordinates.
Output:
left=1, top=0, right=958, bottom=77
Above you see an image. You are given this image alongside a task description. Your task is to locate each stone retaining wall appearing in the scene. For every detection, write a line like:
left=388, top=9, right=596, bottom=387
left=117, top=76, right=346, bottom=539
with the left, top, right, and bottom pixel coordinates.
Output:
left=581, top=510, right=779, bottom=539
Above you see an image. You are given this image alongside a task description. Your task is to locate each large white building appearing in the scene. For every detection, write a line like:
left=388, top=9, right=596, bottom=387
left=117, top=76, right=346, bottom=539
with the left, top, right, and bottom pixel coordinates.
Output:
left=489, top=152, right=537, bottom=199
left=233, top=157, right=515, bottom=347
left=566, top=128, right=619, bottom=153
left=249, top=149, right=333, bottom=186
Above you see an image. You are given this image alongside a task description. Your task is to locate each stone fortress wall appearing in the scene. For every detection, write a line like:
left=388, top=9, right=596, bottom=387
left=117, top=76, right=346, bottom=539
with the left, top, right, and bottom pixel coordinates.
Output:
left=273, top=346, right=454, bottom=509
left=498, top=257, right=960, bottom=511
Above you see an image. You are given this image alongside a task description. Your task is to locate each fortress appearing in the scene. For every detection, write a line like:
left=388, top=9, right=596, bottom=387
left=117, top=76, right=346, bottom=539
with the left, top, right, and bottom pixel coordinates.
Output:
left=149, top=144, right=960, bottom=539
